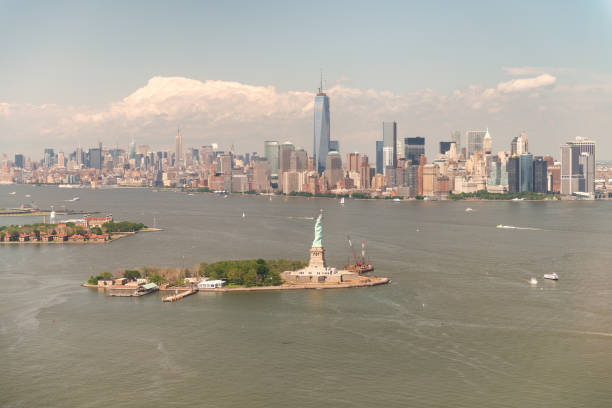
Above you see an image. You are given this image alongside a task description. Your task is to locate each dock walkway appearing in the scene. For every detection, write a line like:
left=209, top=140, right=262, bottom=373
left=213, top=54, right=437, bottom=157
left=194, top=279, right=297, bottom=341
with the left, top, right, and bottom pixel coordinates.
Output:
left=162, top=288, right=196, bottom=303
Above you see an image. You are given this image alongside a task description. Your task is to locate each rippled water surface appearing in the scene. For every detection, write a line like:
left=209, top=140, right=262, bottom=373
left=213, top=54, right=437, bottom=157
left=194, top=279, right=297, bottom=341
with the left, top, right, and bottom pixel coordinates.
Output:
left=1, top=185, right=611, bottom=407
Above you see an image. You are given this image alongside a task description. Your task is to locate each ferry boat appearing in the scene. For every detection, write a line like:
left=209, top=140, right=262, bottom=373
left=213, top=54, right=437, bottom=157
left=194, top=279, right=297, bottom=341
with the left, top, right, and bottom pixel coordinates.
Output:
left=543, top=273, right=559, bottom=281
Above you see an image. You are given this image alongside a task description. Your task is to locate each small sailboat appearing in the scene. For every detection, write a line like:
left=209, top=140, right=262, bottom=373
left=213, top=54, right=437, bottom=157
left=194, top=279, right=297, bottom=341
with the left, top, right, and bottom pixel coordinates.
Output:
left=530, top=278, right=538, bottom=285
left=242, top=212, right=246, bottom=218
left=543, top=273, right=559, bottom=281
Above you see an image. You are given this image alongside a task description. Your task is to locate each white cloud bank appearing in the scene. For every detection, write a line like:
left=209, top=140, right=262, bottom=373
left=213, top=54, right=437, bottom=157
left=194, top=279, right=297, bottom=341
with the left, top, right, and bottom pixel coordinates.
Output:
left=1, top=72, right=611, bottom=159
left=496, top=74, right=557, bottom=94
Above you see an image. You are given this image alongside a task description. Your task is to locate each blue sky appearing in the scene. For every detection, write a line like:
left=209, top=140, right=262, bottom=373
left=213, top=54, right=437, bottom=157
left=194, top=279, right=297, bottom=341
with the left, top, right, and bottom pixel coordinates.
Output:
left=1, top=0, right=612, bottom=158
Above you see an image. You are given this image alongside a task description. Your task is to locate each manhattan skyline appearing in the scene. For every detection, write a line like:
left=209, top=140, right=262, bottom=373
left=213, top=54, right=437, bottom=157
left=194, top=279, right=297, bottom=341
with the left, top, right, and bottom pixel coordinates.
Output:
left=1, top=1, right=612, bottom=158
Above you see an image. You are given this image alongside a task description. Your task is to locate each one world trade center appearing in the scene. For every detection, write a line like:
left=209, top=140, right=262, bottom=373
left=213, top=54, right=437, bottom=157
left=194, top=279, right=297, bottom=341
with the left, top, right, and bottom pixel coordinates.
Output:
left=313, top=78, right=330, bottom=175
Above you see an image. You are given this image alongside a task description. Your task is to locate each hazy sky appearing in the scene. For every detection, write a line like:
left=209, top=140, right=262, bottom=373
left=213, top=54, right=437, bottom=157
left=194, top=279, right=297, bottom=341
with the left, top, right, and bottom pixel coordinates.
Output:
left=1, top=0, right=611, bottom=159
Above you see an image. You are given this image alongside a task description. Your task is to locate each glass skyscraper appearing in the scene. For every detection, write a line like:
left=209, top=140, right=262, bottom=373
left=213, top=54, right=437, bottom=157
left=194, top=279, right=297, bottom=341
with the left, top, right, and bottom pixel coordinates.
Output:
left=375, top=140, right=384, bottom=174
left=520, top=153, right=533, bottom=192
left=313, top=89, right=330, bottom=174
left=264, top=141, right=280, bottom=175
left=382, top=122, right=397, bottom=171
left=405, top=137, right=425, bottom=164
left=466, top=130, right=486, bottom=158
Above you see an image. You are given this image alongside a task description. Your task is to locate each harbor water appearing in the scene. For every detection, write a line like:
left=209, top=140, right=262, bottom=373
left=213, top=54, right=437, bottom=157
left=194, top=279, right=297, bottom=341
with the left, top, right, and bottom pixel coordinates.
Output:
left=1, top=185, right=611, bottom=407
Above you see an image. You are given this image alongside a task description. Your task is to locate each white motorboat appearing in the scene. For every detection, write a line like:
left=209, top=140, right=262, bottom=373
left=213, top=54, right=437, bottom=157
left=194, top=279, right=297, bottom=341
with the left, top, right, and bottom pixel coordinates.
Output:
left=392, top=198, right=401, bottom=202
left=465, top=207, right=473, bottom=212
left=529, top=278, right=538, bottom=285
left=340, top=197, right=345, bottom=205
left=543, top=273, right=559, bottom=281
left=9, top=191, right=16, bottom=195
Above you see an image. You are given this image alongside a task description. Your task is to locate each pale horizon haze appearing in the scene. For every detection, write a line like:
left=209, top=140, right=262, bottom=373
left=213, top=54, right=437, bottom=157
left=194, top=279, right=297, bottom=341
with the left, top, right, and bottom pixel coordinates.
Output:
left=1, top=0, right=611, bottom=160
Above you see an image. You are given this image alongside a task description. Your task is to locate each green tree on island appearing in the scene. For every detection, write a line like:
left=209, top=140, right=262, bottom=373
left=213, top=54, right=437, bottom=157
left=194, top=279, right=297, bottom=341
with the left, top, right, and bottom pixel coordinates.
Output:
left=123, top=270, right=141, bottom=280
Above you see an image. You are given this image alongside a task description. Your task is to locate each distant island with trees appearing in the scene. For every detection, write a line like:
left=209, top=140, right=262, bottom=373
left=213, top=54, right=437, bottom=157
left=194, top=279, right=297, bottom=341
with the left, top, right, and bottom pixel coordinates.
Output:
left=1, top=219, right=151, bottom=244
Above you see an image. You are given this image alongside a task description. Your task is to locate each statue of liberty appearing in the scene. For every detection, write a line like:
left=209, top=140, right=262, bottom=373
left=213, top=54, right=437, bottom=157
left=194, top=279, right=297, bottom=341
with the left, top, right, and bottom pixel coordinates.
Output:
left=312, top=211, right=323, bottom=248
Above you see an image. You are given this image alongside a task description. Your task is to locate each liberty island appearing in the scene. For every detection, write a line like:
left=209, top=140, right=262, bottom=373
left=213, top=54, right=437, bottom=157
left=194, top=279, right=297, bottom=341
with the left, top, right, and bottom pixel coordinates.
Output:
left=83, top=210, right=389, bottom=296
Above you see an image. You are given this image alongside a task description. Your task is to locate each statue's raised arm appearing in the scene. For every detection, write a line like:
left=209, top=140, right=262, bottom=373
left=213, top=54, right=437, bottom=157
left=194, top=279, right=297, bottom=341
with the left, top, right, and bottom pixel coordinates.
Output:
left=311, top=212, right=323, bottom=248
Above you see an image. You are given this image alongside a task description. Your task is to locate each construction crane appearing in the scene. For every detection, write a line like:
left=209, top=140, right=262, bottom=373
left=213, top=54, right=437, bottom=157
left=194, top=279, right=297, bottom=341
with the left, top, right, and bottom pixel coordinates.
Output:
left=361, top=240, right=366, bottom=266
left=347, top=235, right=361, bottom=266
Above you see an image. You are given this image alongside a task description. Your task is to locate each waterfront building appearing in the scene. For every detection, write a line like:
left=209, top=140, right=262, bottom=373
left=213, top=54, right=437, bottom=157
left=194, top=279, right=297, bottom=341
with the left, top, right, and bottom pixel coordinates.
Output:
left=129, top=137, right=136, bottom=159
left=579, top=152, right=594, bottom=194
left=313, top=82, right=331, bottom=175
left=290, top=148, right=308, bottom=171
left=57, top=152, right=65, bottom=168
left=279, top=141, right=294, bottom=174
left=466, top=130, right=486, bottom=158
left=507, top=156, right=520, bottom=193
left=405, top=164, right=418, bottom=197
left=510, top=136, right=518, bottom=156
left=439, top=141, right=452, bottom=155
left=375, top=141, right=384, bottom=174
left=487, top=158, right=508, bottom=189
left=520, top=153, right=534, bottom=192
left=560, top=137, right=595, bottom=195
left=219, top=154, right=232, bottom=174
left=231, top=173, right=248, bottom=193
left=417, top=154, right=426, bottom=196
left=396, top=137, right=405, bottom=161
left=199, top=145, right=215, bottom=167
left=451, top=130, right=461, bottom=154
left=385, top=166, right=398, bottom=187
left=382, top=121, right=397, bottom=172
left=88, top=147, right=102, bottom=170
left=359, top=156, right=371, bottom=189
left=282, top=171, right=302, bottom=194
left=532, top=156, right=548, bottom=193
left=405, top=137, right=425, bottom=165
left=325, top=151, right=343, bottom=189
left=14, top=154, right=24, bottom=169
left=329, top=140, right=339, bottom=153
left=264, top=141, right=280, bottom=175
left=547, top=163, right=561, bottom=193
left=347, top=152, right=360, bottom=173
left=252, top=160, right=271, bottom=192
left=422, top=164, right=437, bottom=196
left=175, top=129, right=183, bottom=165
left=483, top=129, right=492, bottom=154
left=43, top=148, right=55, bottom=168
left=516, top=132, right=528, bottom=156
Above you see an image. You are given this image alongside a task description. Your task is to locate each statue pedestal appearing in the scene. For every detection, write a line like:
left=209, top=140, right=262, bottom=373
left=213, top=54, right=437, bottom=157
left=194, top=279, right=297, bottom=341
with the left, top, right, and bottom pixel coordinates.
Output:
left=309, top=247, right=327, bottom=269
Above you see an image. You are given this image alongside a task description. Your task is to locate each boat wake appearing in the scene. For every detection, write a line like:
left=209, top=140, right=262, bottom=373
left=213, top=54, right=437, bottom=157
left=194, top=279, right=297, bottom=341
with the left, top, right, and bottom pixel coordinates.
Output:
left=496, top=224, right=542, bottom=231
